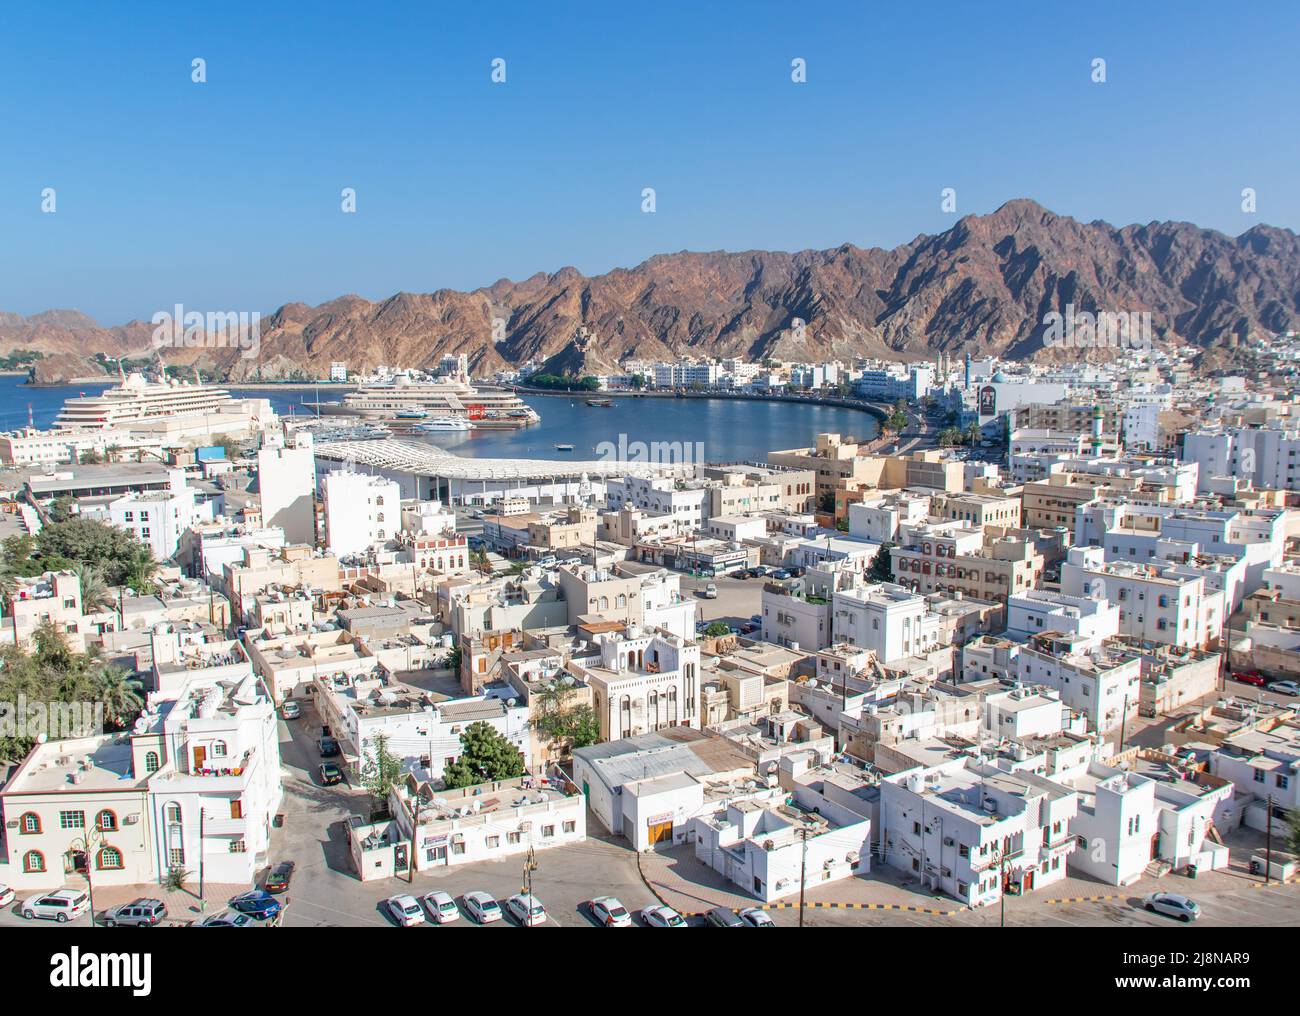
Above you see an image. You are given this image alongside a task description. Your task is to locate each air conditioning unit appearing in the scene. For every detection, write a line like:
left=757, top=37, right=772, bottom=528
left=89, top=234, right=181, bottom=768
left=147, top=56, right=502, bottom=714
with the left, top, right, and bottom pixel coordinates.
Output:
left=943, top=836, right=955, bottom=847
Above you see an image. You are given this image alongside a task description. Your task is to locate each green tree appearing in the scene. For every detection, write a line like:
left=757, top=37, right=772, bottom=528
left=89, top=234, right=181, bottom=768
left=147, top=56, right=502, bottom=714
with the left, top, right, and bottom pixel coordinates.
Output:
left=360, top=733, right=403, bottom=810
left=702, top=621, right=731, bottom=638
left=96, top=667, right=144, bottom=729
left=531, top=680, right=600, bottom=757
left=70, top=563, right=113, bottom=613
left=1287, top=808, right=1300, bottom=857
left=868, top=542, right=895, bottom=583
left=121, top=545, right=159, bottom=595
left=630, top=374, right=646, bottom=390
left=964, top=422, right=982, bottom=447
left=35, top=518, right=152, bottom=585
left=937, top=427, right=963, bottom=448
left=884, top=409, right=908, bottom=433
left=441, top=721, right=525, bottom=789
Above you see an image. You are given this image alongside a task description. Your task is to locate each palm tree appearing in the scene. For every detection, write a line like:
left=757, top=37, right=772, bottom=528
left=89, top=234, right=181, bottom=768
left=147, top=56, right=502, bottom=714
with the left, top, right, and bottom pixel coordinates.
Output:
left=121, top=546, right=158, bottom=595
left=964, top=422, right=981, bottom=447
left=70, top=563, right=113, bottom=613
left=96, top=667, right=144, bottom=729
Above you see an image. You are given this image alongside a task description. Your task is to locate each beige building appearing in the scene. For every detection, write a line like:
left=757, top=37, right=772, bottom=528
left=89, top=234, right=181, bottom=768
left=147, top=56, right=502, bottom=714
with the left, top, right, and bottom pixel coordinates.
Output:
left=931, top=491, right=1022, bottom=529
left=891, top=524, right=1044, bottom=604
left=527, top=506, right=598, bottom=551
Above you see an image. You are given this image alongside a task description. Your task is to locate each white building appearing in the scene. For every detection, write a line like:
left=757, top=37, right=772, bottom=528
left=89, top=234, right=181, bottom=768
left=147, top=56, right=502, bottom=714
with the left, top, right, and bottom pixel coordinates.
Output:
left=110, top=479, right=214, bottom=561
left=322, top=469, right=403, bottom=557
left=879, top=759, right=1078, bottom=907
left=257, top=429, right=316, bottom=544
left=831, top=582, right=942, bottom=662
left=691, top=790, right=871, bottom=903
left=1016, top=634, right=1141, bottom=733
left=0, top=638, right=283, bottom=890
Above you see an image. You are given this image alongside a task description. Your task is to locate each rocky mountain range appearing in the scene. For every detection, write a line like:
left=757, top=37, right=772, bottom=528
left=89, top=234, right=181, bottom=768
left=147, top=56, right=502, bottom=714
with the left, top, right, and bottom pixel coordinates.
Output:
left=3, top=199, right=1297, bottom=382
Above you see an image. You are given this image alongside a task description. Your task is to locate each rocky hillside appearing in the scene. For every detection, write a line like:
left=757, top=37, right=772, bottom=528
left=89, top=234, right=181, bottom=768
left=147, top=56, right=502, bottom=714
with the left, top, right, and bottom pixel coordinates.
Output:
left=4, top=199, right=1296, bottom=381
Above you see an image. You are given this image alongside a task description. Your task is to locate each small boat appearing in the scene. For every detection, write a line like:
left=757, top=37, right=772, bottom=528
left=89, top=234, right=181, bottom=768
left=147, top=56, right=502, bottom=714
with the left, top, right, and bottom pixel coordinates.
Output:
left=585, top=398, right=613, bottom=407
left=554, top=443, right=575, bottom=451
left=394, top=409, right=428, bottom=420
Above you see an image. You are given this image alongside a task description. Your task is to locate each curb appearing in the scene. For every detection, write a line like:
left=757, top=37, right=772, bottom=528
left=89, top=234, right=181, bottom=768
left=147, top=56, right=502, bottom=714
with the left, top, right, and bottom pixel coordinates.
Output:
left=1045, top=894, right=1118, bottom=905
left=763, top=900, right=959, bottom=915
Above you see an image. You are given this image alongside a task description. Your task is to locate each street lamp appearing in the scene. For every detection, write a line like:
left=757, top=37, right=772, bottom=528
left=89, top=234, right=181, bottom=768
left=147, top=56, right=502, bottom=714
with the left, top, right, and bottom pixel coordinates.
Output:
left=68, top=824, right=106, bottom=927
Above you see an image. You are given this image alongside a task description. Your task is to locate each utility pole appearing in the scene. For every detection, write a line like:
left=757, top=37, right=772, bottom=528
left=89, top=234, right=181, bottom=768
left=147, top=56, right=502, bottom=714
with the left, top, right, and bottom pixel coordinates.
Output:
left=999, top=845, right=1006, bottom=929
left=797, top=825, right=809, bottom=928
left=198, top=807, right=206, bottom=909
left=1265, top=793, right=1274, bottom=885
left=522, top=846, right=539, bottom=925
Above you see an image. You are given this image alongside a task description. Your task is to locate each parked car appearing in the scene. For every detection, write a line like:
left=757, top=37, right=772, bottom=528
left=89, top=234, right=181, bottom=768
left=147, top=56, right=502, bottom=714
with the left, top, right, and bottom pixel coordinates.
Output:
left=319, top=761, right=345, bottom=785
left=0, top=884, right=13, bottom=908
left=738, top=907, right=775, bottom=927
left=385, top=894, right=425, bottom=927
left=263, top=861, right=295, bottom=894
left=1232, top=670, right=1268, bottom=687
left=769, top=569, right=792, bottom=580
left=505, top=893, right=547, bottom=926
left=701, top=583, right=718, bottom=599
left=740, top=622, right=759, bottom=634
left=749, top=614, right=763, bottom=626
left=195, top=910, right=255, bottom=928
left=589, top=896, right=632, bottom=927
left=318, top=736, right=340, bottom=757
left=22, top=889, right=91, bottom=923
left=1142, top=892, right=1201, bottom=922
left=281, top=700, right=301, bottom=719
left=462, top=891, right=503, bottom=924
left=1270, top=680, right=1300, bottom=697
left=228, top=890, right=283, bottom=922
left=421, top=891, right=460, bottom=924
left=640, top=904, right=687, bottom=928
left=102, top=897, right=167, bottom=927
left=705, top=906, right=746, bottom=927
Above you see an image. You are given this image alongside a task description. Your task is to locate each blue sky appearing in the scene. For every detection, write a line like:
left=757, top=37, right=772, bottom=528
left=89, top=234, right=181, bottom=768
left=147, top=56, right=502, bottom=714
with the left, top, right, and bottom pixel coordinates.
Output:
left=2, top=0, right=1296, bottom=324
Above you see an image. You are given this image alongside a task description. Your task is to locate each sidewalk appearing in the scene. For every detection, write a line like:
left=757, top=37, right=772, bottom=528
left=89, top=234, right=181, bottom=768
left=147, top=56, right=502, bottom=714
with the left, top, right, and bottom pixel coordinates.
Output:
left=86, top=880, right=254, bottom=926
left=638, top=844, right=961, bottom=917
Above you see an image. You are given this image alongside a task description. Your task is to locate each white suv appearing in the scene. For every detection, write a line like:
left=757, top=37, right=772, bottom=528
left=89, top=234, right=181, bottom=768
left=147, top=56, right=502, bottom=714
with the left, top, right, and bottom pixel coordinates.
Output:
left=22, top=889, right=91, bottom=923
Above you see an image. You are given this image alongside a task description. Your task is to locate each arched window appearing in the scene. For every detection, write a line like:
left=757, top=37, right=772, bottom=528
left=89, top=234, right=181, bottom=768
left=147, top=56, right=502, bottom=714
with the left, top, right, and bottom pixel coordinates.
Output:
left=144, top=751, right=161, bottom=774
left=23, top=850, right=45, bottom=873
left=212, top=741, right=228, bottom=758
left=20, top=812, right=40, bottom=835
left=97, top=846, right=123, bottom=870
left=165, top=803, right=182, bottom=825
left=96, top=810, right=118, bottom=832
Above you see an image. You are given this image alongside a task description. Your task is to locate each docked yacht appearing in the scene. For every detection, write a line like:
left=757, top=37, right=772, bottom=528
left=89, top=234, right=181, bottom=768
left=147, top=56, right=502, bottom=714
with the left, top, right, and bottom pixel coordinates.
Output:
left=332, top=371, right=539, bottom=428
left=413, top=416, right=474, bottom=432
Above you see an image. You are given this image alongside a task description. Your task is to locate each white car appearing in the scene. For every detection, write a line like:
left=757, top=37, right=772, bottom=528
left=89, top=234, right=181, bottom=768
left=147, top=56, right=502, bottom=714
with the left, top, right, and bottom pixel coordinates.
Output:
left=421, top=890, right=460, bottom=924
left=0, top=884, right=14, bottom=908
left=640, top=904, right=686, bottom=928
left=463, top=891, right=503, bottom=924
left=505, top=893, right=547, bottom=926
left=385, top=894, right=426, bottom=927
left=589, top=896, right=631, bottom=927
left=1142, top=892, right=1201, bottom=922
left=738, top=907, right=775, bottom=927
left=1270, top=680, right=1300, bottom=697
left=702, top=583, right=718, bottom=599
left=22, top=889, right=90, bottom=923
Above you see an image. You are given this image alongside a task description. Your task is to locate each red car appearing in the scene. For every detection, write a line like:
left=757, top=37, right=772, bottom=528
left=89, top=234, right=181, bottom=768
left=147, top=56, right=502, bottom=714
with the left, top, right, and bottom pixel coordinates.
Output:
left=1232, top=671, right=1267, bottom=688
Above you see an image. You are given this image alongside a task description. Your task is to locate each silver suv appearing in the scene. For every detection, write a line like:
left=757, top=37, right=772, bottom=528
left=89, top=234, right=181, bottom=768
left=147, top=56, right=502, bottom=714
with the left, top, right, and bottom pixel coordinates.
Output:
left=102, top=897, right=168, bottom=927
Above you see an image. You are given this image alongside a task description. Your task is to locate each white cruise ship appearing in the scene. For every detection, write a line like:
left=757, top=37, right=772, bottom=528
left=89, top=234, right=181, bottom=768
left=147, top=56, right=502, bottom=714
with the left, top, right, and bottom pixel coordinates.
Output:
left=335, top=372, right=540, bottom=428
left=54, top=372, right=237, bottom=430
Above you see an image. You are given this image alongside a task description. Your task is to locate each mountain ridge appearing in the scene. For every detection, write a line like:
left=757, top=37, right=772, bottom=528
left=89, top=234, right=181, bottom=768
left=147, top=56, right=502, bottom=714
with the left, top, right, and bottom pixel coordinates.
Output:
left=3, top=199, right=1296, bottom=381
